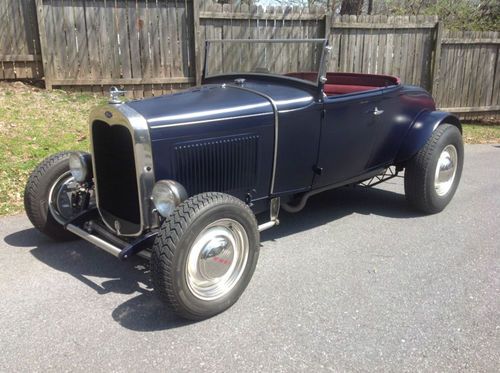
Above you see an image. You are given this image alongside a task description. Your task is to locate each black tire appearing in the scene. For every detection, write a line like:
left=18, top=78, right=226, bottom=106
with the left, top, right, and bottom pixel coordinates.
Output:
left=151, top=192, right=260, bottom=320
left=404, top=124, right=464, bottom=214
left=24, top=151, right=77, bottom=241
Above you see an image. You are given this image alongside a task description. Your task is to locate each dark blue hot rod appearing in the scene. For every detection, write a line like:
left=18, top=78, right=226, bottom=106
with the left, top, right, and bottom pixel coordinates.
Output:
left=25, top=39, right=463, bottom=320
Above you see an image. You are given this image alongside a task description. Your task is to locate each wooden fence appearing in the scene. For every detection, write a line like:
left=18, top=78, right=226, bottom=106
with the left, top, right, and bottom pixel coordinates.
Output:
left=0, top=0, right=498, bottom=119
left=435, top=30, right=500, bottom=120
left=0, top=0, right=42, bottom=79
left=35, top=0, right=196, bottom=97
left=327, top=15, right=437, bottom=91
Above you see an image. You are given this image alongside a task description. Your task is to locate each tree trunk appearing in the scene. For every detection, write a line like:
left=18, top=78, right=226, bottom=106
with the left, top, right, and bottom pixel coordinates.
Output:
left=340, top=0, right=364, bottom=15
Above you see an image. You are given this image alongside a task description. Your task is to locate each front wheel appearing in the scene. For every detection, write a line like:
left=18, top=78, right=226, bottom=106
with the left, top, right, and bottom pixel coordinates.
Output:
left=24, top=151, right=91, bottom=241
left=150, top=192, right=260, bottom=320
left=404, top=124, right=464, bottom=214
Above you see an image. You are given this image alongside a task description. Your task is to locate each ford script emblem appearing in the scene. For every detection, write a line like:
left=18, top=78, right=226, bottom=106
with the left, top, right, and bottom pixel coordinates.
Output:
left=105, top=111, right=113, bottom=119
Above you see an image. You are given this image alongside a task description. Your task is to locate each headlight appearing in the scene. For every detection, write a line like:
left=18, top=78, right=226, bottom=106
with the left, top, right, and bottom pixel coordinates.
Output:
left=152, top=180, right=188, bottom=217
left=69, top=152, right=92, bottom=183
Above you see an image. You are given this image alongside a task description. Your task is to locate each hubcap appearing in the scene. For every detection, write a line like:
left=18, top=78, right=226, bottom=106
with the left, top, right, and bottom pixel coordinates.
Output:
left=434, top=144, right=458, bottom=196
left=48, top=172, right=81, bottom=225
left=186, top=219, right=249, bottom=301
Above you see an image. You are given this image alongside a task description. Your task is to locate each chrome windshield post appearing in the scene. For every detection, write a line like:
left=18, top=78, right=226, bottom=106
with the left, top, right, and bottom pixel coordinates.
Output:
left=319, top=44, right=332, bottom=86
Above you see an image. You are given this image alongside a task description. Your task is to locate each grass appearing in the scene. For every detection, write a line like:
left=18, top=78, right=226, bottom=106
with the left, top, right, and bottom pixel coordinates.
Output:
left=0, top=82, right=105, bottom=215
left=0, top=81, right=499, bottom=216
left=462, top=123, right=500, bottom=145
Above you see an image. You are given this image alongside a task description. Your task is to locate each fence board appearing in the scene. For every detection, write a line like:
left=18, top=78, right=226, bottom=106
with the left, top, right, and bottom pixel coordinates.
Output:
left=127, top=1, right=142, bottom=81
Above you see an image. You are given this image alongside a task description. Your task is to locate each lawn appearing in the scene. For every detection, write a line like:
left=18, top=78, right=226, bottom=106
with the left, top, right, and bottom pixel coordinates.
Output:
left=461, top=123, right=500, bottom=144
left=0, top=81, right=499, bottom=216
left=0, top=82, right=105, bottom=215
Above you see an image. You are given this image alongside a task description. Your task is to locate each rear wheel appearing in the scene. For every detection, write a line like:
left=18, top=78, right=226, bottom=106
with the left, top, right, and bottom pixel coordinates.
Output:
left=150, top=192, right=260, bottom=320
left=404, top=124, right=464, bottom=214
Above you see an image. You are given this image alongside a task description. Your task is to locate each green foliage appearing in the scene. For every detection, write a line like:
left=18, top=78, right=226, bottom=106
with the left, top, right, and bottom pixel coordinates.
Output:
left=381, top=0, right=499, bottom=30
left=258, top=0, right=499, bottom=30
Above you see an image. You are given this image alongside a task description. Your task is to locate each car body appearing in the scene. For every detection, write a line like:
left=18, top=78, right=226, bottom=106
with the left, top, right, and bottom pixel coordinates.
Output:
left=25, top=39, right=464, bottom=319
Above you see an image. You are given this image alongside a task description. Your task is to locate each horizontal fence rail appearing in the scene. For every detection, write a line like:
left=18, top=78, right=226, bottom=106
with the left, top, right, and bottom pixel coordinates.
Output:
left=0, top=0, right=498, bottom=119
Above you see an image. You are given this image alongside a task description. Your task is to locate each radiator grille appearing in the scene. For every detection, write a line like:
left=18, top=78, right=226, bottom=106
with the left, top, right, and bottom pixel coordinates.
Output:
left=91, top=120, right=140, bottom=233
left=174, top=135, right=259, bottom=196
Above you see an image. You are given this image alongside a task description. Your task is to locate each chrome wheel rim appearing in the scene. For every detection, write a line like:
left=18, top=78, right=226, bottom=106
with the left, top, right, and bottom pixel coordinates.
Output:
left=186, top=218, right=249, bottom=301
left=48, top=172, right=80, bottom=225
left=434, top=144, right=458, bottom=196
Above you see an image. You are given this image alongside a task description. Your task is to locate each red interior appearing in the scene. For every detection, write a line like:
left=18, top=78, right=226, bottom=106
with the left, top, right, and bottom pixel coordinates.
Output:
left=286, top=72, right=400, bottom=96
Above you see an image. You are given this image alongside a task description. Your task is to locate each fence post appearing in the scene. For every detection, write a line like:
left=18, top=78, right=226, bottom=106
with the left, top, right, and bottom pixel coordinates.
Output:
left=431, top=20, right=443, bottom=95
left=192, top=0, right=202, bottom=86
left=34, top=0, right=51, bottom=90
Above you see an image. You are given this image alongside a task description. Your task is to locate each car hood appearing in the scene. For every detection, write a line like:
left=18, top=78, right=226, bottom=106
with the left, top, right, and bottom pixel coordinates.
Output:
left=125, top=82, right=314, bottom=129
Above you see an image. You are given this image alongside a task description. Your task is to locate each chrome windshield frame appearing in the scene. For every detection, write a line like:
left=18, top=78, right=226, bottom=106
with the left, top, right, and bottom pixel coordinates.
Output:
left=203, top=38, right=329, bottom=87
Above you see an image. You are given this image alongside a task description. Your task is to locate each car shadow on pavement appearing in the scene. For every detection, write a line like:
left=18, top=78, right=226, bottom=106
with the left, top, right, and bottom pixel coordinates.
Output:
left=4, top=184, right=419, bottom=332
left=4, top=228, right=192, bottom=332
left=260, top=184, right=422, bottom=242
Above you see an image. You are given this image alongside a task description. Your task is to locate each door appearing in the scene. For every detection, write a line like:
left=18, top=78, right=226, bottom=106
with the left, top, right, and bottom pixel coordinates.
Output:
left=314, top=91, right=383, bottom=188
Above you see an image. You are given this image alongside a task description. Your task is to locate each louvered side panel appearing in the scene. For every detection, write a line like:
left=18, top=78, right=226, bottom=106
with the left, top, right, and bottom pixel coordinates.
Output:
left=174, top=135, right=259, bottom=196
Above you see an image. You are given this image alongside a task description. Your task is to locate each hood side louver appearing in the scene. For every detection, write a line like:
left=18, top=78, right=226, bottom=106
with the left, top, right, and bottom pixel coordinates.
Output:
left=173, top=135, right=259, bottom=196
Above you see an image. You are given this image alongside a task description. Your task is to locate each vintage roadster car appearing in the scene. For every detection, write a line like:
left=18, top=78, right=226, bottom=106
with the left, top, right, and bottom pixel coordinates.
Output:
left=25, top=39, right=463, bottom=320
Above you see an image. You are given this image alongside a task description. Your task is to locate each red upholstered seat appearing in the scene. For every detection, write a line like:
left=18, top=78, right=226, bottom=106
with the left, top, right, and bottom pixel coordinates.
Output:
left=323, top=84, right=378, bottom=95
left=323, top=72, right=400, bottom=96
left=285, top=72, right=401, bottom=96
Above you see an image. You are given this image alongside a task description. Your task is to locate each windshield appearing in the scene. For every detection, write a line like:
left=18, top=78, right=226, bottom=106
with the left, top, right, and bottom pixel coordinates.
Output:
left=204, top=39, right=327, bottom=86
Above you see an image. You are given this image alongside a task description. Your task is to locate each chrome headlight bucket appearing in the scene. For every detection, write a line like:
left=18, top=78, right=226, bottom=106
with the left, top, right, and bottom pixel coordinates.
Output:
left=69, top=152, right=93, bottom=183
left=152, top=180, right=188, bottom=217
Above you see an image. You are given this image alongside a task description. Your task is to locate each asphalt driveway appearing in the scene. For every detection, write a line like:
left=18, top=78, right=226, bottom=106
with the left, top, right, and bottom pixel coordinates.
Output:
left=0, top=144, right=498, bottom=372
